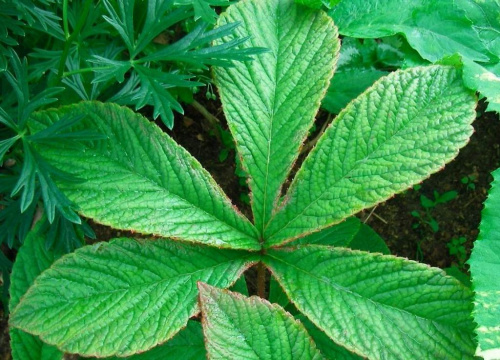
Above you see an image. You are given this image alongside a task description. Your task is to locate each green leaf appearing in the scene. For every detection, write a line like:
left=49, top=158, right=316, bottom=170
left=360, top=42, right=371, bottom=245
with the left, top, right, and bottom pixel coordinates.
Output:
left=288, top=217, right=361, bottom=247
left=198, top=283, right=323, bottom=360
left=10, top=238, right=257, bottom=357
left=109, top=321, right=206, bottom=360
left=348, top=220, right=390, bottom=255
left=456, top=0, right=500, bottom=59
left=264, top=246, right=476, bottom=359
left=322, top=69, right=387, bottom=114
left=265, top=66, right=476, bottom=246
left=330, top=0, right=491, bottom=62
left=469, top=167, right=500, bottom=359
left=28, top=102, right=259, bottom=250
left=297, top=315, right=364, bottom=360
left=175, top=0, right=231, bottom=24
left=463, top=59, right=500, bottom=113
left=9, top=220, right=64, bottom=360
left=214, top=0, right=340, bottom=233
left=294, top=0, right=323, bottom=9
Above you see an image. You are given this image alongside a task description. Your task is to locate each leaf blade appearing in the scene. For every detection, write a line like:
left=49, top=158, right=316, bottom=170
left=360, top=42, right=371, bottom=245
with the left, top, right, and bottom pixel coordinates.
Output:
left=330, top=0, right=491, bottom=62
left=215, top=0, right=340, bottom=233
left=10, top=238, right=257, bottom=357
left=265, top=66, right=476, bottom=246
left=28, top=102, right=259, bottom=250
left=264, top=245, right=476, bottom=359
left=9, top=220, right=64, bottom=360
left=198, top=283, right=323, bottom=360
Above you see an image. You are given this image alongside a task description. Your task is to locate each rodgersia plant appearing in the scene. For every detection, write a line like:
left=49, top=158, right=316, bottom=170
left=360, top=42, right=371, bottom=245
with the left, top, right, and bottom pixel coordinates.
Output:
left=9, top=0, right=479, bottom=358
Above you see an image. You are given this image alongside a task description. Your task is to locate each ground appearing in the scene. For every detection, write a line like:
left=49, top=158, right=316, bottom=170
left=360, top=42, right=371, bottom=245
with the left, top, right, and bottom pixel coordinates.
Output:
left=0, top=98, right=499, bottom=359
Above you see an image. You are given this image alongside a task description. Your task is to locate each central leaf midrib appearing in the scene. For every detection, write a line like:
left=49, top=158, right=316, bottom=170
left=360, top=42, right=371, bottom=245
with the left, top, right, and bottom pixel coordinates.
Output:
left=266, top=250, right=471, bottom=330
left=39, top=255, right=255, bottom=303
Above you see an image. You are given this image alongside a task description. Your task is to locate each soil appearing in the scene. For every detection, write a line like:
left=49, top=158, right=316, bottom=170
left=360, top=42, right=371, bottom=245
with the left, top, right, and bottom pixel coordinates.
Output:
left=1, top=97, right=499, bottom=359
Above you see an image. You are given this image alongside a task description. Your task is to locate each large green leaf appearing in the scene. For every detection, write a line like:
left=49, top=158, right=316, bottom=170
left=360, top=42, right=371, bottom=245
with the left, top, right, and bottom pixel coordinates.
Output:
left=9, top=220, right=64, bottom=360
left=469, top=167, right=500, bottom=359
left=264, top=66, right=476, bottom=246
left=214, top=0, right=340, bottom=233
left=10, top=238, right=257, bottom=357
left=198, top=283, right=323, bottom=360
left=264, top=246, right=476, bottom=359
left=456, top=0, right=500, bottom=59
left=28, top=102, right=259, bottom=250
left=330, top=0, right=491, bottom=62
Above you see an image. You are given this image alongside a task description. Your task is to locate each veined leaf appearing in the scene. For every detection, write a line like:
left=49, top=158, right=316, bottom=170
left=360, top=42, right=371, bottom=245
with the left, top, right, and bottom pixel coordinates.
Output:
left=198, top=283, right=323, bottom=360
left=265, top=66, right=476, bottom=246
left=469, top=167, right=500, bottom=359
left=264, top=246, right=476, bottom=359
left=109, top=321, right=206, bottom=360
left=28, top=102, right=259, bottom=250
left=329, top=0, right=491, bottom=62
left=214, top=0, right=340, bottom=233
left=9, top=220, right=63, bottom=360
left=10, top=238, right=257, bottom=357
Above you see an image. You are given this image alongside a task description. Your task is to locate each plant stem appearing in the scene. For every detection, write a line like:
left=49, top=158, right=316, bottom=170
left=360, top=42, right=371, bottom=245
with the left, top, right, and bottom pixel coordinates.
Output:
left=191, top=100, right=220, bottom=126
left=191, top=100, right=222, bottom=142
left=256, top=262, right=266, bottom=299
left=301, top=113, right=333, bottom=154
left=56, top=0, right=93, bottom=83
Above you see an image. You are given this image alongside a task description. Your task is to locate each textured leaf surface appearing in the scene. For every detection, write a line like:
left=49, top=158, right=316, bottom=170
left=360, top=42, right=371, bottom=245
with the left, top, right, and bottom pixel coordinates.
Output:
left=264, top=246, right=476, bottom=359
left=330, top=0, right=491, bottom=62
left=469, top=167, right=500, bottom=359
left=10, top=238, right=256, bottom=357
left=109, top=321, right=206, bottom=360
left=265, top=66, right=476, bottom=246
left=9, top=221, right=63, bottom=360
left=28, top=102, right=259, bottom=250
left=215, top=0, right=339, bottom=233
left=198, top=283, right=323, bottom=360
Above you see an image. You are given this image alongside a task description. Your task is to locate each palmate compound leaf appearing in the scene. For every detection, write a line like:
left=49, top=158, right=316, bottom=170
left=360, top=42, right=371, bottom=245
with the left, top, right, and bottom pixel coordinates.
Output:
left=27, top=102, right=259, bottom=250
left=198, top=283, right=323, bottom=360
left=469, top=167, right=500, bottom=359
left=9, top=220, right=63, bottom=360
left=264, top=245, right=476, bottom=359
left=214, top=0, right=340, bottom=234
left=264, top=66, right=476, bottom=246
left=10, top=238, right=258, bottom=357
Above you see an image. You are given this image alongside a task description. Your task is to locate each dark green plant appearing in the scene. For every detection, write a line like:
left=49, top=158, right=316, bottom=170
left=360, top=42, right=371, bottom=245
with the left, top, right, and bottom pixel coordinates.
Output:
left=447, top=236, right=468, bottom=268
left=8, top=0, right=480, bottom=358
left=461, top=174, right=477, bottom=191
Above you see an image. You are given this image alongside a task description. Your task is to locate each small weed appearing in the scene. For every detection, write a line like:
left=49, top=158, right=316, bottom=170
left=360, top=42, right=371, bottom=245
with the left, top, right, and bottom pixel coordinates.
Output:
left=411, top=190, right=458, bottom=232
left=460, top=174, right=476, bottom=191
left=447, top=236, right=467, bottom=268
